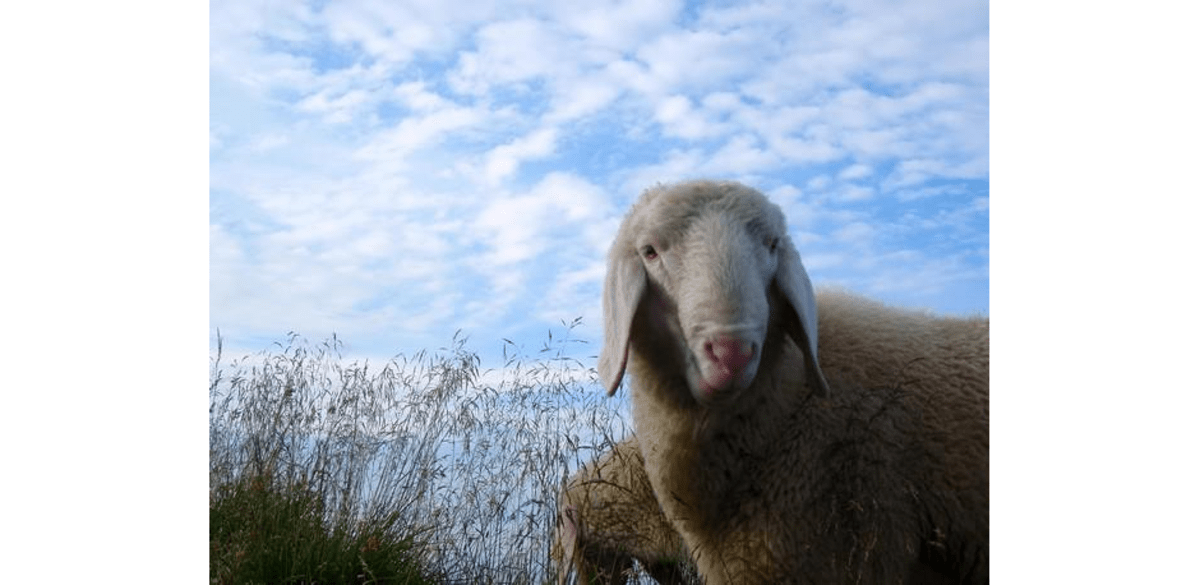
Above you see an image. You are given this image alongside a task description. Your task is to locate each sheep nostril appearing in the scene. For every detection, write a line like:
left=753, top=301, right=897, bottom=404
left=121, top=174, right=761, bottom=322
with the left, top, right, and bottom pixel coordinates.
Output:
left=706, top=336, right=755, bottom=372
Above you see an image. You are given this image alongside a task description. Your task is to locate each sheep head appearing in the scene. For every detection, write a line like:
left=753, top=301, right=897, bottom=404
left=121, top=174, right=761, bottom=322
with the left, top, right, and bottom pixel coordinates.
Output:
left=599, top=180, right=830, bottom=404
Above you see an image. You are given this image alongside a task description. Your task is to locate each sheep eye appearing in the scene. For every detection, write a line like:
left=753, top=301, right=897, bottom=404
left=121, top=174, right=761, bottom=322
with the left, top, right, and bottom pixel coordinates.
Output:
left=768, top=238, right=780, bottom=253
left=641, top=245, right=659, bottom=260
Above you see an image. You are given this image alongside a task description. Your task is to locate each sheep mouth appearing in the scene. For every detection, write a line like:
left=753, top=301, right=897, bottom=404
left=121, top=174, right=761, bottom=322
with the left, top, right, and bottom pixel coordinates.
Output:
left=693, top=367, right=754, bottom=402
left=685, top=329, right=763, bottom=404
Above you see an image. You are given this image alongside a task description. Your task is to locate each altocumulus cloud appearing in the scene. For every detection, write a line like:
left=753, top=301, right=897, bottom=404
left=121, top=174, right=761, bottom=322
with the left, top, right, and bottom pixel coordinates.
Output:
left=211, top=0, right=989, bottom=363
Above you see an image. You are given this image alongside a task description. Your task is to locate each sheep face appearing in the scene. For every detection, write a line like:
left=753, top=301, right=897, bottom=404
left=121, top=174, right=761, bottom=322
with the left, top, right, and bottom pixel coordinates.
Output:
left=641, top=209, right=778, bottom=402
left=599, top=180, right=830, bottom=404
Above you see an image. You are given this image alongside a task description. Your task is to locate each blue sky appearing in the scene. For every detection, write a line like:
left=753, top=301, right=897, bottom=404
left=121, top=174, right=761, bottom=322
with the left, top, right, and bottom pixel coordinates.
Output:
left=210, top=0, right=990, bottom=363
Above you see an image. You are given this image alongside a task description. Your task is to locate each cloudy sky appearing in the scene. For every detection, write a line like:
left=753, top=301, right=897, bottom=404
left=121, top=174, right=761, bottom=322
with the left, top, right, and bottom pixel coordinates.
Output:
left=211, top=0, right=989, bottom=362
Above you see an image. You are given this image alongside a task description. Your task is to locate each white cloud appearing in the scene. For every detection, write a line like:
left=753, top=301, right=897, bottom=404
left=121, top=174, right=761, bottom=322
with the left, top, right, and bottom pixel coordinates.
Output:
left=463, top=172, right=620, bottom=335
left=654, top=94, right=730, bottom=140
left=860, top=251, right=988, bottom=300
left=636, top=28, right=766, bottom=95
left=834, top=184, right=875, bottom=202
left=484, top=127, right=559, bottom=184
left=210, top=2, right=320, bottom=99
left=547, top=75, right=622, bottom=122
left=769, top=135, right=843, bottom=165
left=894, top=183, right=969, bottom=202
left=839, top=128, right=909, bottom=160
left=246, top=133, right=290, bottom=153
left=806, top=175, right=832, bottom=191
left=701, top=92, right=742, bottom=111
left=734, top=105, right=842, bottom=164
left=838, top=163, right=873, bottom=181
left=619, top=148, right=708, bottom=195
left=354, top=102, right=489, bottom=160
left=767, top=184, right=803, bottom=206
left=321, top=0, right=481, bottom=66
left=451, top=18, right=576, bottom=93
left=555, top=0, right=682, bottom=51
left=474, top=172, right=613, bottom=267
left=601, top=58, right=659, bottom=98
left=885, top=157, right=988, bottom=188
left=210, top=125, right=228, bottom=151
left=394, top=82, right=453, bottom=112
left=706, top=134, right=779, bottom=175
left=833, top=221, right=876, bottom=247
left=296, top=87, right=373, bottom=124
left=213, top=180, right=479, bottom=349
left=537, top=261, right=609, bottom=336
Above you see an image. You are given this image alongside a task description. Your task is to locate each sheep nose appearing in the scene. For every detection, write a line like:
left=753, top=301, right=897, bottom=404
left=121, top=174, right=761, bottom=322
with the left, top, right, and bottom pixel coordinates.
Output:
left=705, top=336, right=755, bottom=374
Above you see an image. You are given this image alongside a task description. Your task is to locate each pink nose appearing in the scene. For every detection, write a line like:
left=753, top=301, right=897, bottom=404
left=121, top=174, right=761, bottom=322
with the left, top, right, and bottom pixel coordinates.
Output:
left=705, top=336, right=755, bottom=374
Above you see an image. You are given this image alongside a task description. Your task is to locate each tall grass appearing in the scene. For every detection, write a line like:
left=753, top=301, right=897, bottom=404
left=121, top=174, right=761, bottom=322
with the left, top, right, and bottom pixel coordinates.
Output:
left=209, top=321, right=636, bottom=584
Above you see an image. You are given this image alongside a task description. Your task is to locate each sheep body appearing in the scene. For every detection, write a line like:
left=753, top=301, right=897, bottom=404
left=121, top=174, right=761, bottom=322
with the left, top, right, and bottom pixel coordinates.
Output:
left=595, top=180, right=988, bottom=584
left=553, top=438, right=691, bottom=584
left=560, top=288, right=989, bottom=583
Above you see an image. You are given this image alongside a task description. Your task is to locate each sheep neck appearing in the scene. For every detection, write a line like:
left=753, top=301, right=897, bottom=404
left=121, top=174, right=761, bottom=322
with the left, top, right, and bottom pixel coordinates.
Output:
left=627, top=322, right=814, bottom=554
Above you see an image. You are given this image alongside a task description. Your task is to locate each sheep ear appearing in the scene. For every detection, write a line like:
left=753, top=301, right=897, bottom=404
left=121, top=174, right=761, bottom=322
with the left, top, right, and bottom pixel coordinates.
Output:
left=598, top=250, right=646, bottom=396
left=776, top=238, right=831, bottom=397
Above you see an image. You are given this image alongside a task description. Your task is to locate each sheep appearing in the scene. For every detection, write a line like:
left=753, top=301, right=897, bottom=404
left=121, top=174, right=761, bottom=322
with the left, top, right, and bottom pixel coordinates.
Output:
left=594, top=179, right=988, bottom=584
left=552, top=437, right=693, bottom=585
left=554, top=292, right=990, bottom=585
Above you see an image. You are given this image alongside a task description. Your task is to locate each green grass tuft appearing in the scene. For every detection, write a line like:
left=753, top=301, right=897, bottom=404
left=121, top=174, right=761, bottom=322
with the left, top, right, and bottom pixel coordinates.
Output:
left=209, top=471, right=431, bottom=584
